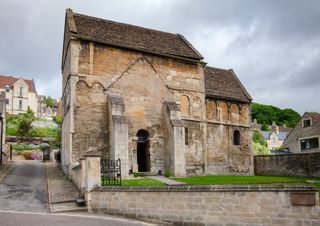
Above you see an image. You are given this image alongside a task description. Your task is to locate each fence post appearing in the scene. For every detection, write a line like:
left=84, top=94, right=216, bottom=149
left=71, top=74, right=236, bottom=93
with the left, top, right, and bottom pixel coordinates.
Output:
left=84, top=150, right=102, bottom=192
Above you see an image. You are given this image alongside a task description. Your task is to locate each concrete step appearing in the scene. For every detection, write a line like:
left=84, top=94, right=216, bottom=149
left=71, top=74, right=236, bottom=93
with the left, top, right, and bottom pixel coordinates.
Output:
left=50, top=200, right=87, bottom=213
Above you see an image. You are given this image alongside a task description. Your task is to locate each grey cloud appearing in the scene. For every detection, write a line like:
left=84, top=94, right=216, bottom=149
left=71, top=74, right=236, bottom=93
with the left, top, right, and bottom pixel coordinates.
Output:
left=0, top=0, right=319, bottom=114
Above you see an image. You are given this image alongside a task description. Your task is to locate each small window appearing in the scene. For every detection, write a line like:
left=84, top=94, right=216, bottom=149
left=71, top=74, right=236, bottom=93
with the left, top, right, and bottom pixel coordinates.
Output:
left=19, top=100, right=22, bottom=110
left=5, top=99, right=9, bottom=105
left=5, top=85, right=10, bottom=92
left=185, top=127, right=189, bottom=145
left=233, top=130, right=240, bottom=145
left=300, top=137, right=319, bottom=150
left=303, top=119, right=311, bottom=127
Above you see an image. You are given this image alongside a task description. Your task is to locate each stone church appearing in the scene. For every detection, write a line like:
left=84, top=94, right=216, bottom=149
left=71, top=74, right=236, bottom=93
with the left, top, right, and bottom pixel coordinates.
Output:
left=61, top=9, right=253, bottom=178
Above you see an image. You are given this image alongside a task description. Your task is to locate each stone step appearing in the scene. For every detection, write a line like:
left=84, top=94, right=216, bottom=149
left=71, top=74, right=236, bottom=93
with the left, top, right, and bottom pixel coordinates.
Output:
left=50, top=200, right=87, bottom=213
left=138, top=172, right=159, bottom=176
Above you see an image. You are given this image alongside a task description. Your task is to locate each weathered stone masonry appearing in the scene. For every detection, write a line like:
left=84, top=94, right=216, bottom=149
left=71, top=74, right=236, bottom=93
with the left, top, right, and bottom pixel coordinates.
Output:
left=61, top=9, right=253, bottom=179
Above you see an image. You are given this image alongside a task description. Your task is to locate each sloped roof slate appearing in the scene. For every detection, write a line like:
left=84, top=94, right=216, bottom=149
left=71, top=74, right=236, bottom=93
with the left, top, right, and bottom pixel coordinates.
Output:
left=204, top=66, right=252, bottom=103
left=68, top=9, right=203, bottom=61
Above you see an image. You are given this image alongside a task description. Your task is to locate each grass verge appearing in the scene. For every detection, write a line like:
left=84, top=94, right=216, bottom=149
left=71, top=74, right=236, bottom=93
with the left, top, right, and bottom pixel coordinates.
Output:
left=121, top=178, right=166, bottom=187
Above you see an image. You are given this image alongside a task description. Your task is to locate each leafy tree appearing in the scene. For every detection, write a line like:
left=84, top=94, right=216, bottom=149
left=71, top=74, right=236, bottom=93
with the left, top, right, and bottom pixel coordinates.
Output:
left=252, top=103, right=300, bottom=127
left=252, top=130, right=270, bottom=155
left=44, top=96, right=55, bottom=108
left=260, top=123, right=270, bottom=131
left=17, top=107, right=36, bottom=138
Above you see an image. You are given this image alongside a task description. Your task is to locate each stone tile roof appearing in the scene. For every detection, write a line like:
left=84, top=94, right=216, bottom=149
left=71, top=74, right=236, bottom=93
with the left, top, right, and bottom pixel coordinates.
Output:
left=68, top=9, right=203, bottom=61
left=204, top=66, right=252, bottom=103
left=0, top=75, right=37, bottom=93
left=306, top=112, right=320, bottom=123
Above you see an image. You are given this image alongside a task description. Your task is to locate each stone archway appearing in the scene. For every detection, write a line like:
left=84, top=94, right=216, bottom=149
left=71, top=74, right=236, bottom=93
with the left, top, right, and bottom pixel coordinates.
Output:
left=136, top=129, right=150, bottom=172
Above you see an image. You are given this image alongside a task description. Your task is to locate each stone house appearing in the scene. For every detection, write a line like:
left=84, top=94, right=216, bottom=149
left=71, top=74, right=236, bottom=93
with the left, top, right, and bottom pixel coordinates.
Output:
left=252, top=120, right=292, bottom=150
left=283, top=112, right=320, bottom=153
left=0, top=75, right=38, bottom=115
left=61, top=9, right=253, bottom=178
left=37, top=95, right=60, bottom=118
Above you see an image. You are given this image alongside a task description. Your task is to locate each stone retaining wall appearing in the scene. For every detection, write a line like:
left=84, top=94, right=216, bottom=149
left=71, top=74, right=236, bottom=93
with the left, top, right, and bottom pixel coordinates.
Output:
left=87, top=185, right=320, bottom=226
left=254, top=153, right=320, bottom=177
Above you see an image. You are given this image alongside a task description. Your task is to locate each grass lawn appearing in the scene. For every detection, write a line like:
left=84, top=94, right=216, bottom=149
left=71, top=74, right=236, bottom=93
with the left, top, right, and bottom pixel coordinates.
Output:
left=121, top=178, right=166, bottom=187
left=173, top=175, right=320, bottom=186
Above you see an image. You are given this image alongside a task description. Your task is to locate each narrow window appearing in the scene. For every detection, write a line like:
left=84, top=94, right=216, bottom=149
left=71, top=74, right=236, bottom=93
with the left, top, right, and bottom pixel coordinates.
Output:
left=185, top=127, right=189, bottom=145
left=19, top=87, right=23, bottom=97
left=5, top=99, right=9, bottom=105
left=19, top=100, right=22, bottom=110
left=303, top=119, right=311, bottom=127
left=233, top=130, right=240, bottom=145
left=5, top=85, right=10, bottom=92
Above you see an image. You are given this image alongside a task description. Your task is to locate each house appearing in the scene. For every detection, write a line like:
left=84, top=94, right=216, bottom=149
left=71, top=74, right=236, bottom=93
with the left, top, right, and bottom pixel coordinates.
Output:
left=283, top=112, right=320, bottom=153
left=252, top=120, right=292, bottom=150
left=61, top=9, right=253, bottom=178
left=0, top=75, right=38, bottom=115
left=37, top=95, right=60, bottom=118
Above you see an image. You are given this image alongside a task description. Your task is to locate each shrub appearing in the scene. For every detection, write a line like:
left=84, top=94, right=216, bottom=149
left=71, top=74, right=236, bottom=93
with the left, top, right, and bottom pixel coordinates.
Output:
left=22, top=151, right=33, bottom=160
left=164, top=171, right=172, bottom=177
left=133, top=172, right=140, bottom=178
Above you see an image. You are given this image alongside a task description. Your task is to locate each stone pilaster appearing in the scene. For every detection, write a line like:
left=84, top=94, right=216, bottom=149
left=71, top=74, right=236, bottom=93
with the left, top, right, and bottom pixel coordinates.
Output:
left=164, top=101, right=186, bottom=177
left=108, top=93, right=129, bottom=178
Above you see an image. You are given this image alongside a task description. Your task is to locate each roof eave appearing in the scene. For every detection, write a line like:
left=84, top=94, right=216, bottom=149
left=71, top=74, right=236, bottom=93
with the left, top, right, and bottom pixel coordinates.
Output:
left=205, top=93, right=251, bottom=104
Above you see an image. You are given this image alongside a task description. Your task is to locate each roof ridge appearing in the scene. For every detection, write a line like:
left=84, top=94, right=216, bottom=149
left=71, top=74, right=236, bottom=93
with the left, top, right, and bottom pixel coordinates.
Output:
left=73, top=11, right=180, bottom=38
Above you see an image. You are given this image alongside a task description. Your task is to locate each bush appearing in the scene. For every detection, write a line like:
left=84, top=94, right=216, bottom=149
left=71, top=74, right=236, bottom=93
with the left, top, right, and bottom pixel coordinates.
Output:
left=133, top=172, right=140, bottom=178
left=22, top=151, right=33, bottom=160
left=164, top=171, right=172, bottom=177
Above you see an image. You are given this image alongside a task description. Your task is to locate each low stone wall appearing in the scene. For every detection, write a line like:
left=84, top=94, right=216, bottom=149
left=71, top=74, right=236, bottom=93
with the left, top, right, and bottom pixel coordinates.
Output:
left=87, top=185, right=319, bottom=226
left=254, top=153, right=320, bottom=177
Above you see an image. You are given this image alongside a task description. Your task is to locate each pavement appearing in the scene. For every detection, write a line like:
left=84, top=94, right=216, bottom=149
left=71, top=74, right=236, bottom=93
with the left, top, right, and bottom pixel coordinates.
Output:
left=147, top=176, right=186, bottom=185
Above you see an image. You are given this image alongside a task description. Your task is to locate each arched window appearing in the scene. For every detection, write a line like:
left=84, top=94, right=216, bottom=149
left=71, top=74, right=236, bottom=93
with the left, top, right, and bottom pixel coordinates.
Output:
left=233, top=130, right=240, bottom=145
left=180, top=95, right=190, bottom=116
left=185, top=127, right=189, bottom=145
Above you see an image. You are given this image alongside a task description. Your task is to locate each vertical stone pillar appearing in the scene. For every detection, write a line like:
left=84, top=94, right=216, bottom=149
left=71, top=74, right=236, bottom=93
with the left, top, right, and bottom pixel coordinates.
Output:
left=108, top=93, right=129, bottom=178
left=164, top=101, right=186, bottom=177
left=84, top=151, right=101, bottom=192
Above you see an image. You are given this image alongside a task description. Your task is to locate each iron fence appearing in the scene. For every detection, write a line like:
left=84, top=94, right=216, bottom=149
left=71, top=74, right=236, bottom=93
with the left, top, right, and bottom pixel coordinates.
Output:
left=101, top=158, right=121, bottom=186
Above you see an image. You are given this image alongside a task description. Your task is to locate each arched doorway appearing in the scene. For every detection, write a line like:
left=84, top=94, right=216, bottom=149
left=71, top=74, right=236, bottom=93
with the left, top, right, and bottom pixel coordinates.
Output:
left=136, top=129, right=150, bottom=172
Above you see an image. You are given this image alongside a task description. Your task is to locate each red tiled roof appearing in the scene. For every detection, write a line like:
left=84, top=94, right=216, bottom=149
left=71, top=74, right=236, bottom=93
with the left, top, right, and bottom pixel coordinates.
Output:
left=204, top=66, right=252, bottom=103
left=0, top=75, right=37, bottom=93
left=67, top=9, right=203, bottom=61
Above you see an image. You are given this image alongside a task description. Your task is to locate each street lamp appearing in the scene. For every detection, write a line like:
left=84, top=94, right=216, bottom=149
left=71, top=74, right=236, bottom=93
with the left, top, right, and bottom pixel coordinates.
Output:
left=0, top=112, right=3, bottom=165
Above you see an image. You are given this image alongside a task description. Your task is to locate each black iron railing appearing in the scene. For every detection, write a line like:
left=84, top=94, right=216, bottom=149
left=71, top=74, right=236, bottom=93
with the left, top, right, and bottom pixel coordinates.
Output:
left=101, top=158, right=121, bottom=186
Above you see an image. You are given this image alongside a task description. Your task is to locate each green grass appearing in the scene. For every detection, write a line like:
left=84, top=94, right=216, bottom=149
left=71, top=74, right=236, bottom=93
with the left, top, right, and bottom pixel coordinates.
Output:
left=173, top=175, right=320, bottom=186
left=121, top=178, right=166, bottom=187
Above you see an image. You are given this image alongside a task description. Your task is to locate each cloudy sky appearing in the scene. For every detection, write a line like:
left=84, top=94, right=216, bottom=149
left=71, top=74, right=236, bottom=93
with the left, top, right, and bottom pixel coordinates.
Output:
left=0, top=0, right=319, bottom=114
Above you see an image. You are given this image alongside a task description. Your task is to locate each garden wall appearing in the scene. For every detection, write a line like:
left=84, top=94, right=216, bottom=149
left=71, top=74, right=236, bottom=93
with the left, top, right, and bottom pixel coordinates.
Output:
left=87, top=185, right=319, bottom=226
left=254, top=153, right=320, bottom=177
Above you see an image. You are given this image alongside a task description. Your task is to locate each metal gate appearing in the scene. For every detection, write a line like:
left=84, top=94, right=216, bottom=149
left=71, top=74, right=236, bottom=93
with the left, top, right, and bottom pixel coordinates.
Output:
left=101, top=158, right=121, bottom=186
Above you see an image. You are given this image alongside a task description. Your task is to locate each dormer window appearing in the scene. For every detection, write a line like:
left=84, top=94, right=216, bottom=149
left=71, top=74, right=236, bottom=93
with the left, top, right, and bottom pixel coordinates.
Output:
left=303, top=119, right=311, bottom=127
left=5, top=85, right=10, bottom=92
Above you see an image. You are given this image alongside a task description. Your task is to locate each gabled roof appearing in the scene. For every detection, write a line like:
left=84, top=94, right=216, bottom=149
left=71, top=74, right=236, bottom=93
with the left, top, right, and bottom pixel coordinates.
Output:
left=204, top=66, right=252, bottom=103
left=65, top=9, right=203, bottom=62
left=0, top=75, right=37, bottom=93
left=304, top=112, right=320, bottom=123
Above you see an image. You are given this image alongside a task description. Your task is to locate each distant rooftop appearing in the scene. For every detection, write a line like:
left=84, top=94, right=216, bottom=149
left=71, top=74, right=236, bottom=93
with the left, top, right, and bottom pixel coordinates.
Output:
left=0, top=74, right=37, bottom=93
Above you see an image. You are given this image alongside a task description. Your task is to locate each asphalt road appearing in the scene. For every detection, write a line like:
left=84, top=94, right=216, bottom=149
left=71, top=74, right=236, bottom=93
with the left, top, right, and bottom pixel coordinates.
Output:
left=0, top=161, right=48, bottom=212
left=0, top=161, right=157, bottom=225
left=0, top=211, right=154, bottom=226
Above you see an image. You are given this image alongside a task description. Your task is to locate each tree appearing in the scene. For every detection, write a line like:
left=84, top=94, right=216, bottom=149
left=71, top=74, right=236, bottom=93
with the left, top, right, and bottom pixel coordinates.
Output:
left=261, top=123, right=270, bottom=131
left=252, top=102, right=301, bottom=127
left=44, top=96, right=55, bottom=108
left=17, top=107, right=35, bottom=138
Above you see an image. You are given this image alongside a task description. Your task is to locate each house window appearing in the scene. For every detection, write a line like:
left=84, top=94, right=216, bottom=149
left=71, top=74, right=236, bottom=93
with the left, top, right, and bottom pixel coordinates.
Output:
left=19, top=87, right=23, bottom=97
left=303, top=119, right=311, bottom=127
left=19, top=100, right=23, bottom=110
left=233, top=130, right=240, bottom=145
left=5, top=99, right=9, bottom=105
left=5, top=85, right=10, bottom=92
left=185, top=127, right=189, bottom=145
left=300, top=137, right=319, bottom=150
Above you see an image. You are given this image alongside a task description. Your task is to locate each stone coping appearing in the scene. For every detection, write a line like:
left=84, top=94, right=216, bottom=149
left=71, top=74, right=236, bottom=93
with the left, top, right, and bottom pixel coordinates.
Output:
left=92, top=184, right=317, bottom=192
left=254, top=152, right=320, bottom=157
